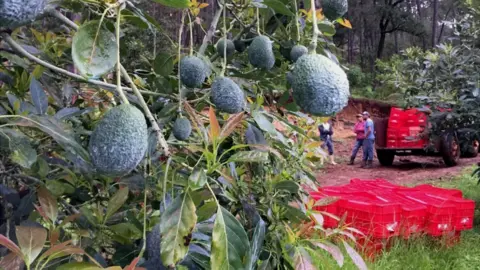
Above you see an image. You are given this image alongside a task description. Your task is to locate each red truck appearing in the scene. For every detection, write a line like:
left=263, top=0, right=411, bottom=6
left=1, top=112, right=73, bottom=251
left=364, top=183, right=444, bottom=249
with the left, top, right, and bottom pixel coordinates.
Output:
left=374, top=107, right=479, bottom=167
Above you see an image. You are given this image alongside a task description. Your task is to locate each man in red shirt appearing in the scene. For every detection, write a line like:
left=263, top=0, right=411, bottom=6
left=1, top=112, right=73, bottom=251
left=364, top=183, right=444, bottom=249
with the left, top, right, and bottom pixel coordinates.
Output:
left=348, top=114, right=365, bottom=165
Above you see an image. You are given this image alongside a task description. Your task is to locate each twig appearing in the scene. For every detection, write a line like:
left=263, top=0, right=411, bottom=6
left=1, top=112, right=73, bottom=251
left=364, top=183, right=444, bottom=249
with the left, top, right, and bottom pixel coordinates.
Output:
left=309, top=0, right=319, bottom=53
left=178, top=11, right=186, bottom=115
left=209, top=18, right=257, bottom=62
left=198, top=4, right=224, bottom=55
left=120, top=66, right=170, bottom=156
left=116, top=6, right=129, bottom=104
left=0, top=34, right=167, bottom=97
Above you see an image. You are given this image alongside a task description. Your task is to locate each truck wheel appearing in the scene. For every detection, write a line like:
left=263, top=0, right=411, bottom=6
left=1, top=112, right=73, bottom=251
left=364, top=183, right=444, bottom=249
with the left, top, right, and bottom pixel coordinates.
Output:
left=441, top=133, right=460, bottom=167
left=377, top=149, right=395, bottom=166
left=461, top=140, right=479, bottom=158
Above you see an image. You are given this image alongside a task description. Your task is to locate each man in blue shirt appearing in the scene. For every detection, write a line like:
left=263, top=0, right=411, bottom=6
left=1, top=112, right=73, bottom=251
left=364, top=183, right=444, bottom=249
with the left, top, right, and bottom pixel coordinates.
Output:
left=362, top=111, right=375, bottom=168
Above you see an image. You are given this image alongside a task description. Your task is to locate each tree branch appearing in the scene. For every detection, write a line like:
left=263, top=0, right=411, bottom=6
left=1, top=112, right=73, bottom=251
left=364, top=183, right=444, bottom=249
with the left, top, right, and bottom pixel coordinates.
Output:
left=0, top=33, right=166, bottom=97
left=47, top=9, right=171, bottom=155
left=198, top=3, right=224, bottom=55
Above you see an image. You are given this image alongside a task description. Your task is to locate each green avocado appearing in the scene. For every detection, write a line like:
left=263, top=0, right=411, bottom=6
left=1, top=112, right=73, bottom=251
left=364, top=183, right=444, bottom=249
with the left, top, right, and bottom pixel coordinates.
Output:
left=290, top=45, right=308, bottom=63
left=211, top=77, right=245, bottom=114
left=216, top=38, right=235, bottom=58
left=0, top=0, right=48, bottom=30
left=88, top=104, right=148, bottom=177
left=291, top=54, right=350, bottom=116
left=180, top=56, right=209, bottom=88
left=248, top=36, right=275, bottom=70
left=172, top=117, right=192, bottom=141
left=322, top=0, right=348, bottom=21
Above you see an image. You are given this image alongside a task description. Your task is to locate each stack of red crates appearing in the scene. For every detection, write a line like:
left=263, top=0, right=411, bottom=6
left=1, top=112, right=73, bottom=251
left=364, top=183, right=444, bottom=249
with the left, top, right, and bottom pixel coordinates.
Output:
left=310, top=179, right=475, bottom=257
left=386, top=108, right=427, bottom=148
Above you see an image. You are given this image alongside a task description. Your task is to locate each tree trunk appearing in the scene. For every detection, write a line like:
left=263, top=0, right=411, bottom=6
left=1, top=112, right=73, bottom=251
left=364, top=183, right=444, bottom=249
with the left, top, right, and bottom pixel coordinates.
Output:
left=377, top=31, right=386, bottom=59
left=394, top=31, right=399, bottom=53
left=415, top=0, right=426, bottom=50
left=431, top=0, right=438, bottom=48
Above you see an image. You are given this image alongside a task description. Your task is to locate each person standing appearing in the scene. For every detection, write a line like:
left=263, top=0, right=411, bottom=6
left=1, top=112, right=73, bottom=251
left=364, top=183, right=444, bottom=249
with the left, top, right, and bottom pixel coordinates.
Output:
left=319, top=119, right=337, bottom=165
left=348, top=114, right=365, bottom=165
left=362, top=111, right=375, bottom=168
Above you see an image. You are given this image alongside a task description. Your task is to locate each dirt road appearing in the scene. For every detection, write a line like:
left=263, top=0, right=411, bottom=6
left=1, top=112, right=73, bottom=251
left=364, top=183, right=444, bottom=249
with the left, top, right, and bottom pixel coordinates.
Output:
left=316, top=135, right=480, bottom=187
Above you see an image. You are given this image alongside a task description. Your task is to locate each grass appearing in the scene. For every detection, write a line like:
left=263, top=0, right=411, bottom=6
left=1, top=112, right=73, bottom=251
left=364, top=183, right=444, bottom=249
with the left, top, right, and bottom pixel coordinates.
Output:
left=314, top=167, right=480, bottom=269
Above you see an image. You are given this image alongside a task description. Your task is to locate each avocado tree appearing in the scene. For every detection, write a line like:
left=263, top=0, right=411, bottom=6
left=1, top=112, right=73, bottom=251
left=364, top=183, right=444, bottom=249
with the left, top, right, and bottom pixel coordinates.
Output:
left=0, top=0, right=365, bottom=269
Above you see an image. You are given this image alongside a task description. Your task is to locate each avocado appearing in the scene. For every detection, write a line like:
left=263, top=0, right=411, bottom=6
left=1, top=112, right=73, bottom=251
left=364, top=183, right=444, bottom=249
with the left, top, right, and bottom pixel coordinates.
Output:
left=290, top=45, right=308, bottom=63
left=0, top=0, right=47, bottom=30
left=216, top=38, right=235, bottom=58
left=172, top=117, right=192, bottom=141
left=322, top=0, right=348, bottom=21
left=180, top=56, right=208, bottom=88
left=211, top=77, right=245, bottom=114
left=248, top=36, right=275, bottom=70
left=88, top=104, right=148, bottom=176
left=291, top=54, right=350, bottom=116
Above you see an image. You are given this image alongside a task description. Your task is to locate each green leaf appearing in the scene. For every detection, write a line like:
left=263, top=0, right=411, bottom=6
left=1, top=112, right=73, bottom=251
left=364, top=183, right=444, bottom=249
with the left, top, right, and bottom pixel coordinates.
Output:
left=342, top=240, right=367, bottom=270
left=56, top=262, right=103, bottom=270
left=197, top=201, right=217, bottom=222
left=188, top=168, right=207, bottom=191
left=263, top=0, right=295, bottom=16
left=318, top=22, right=336, bottom=36
left=247, top=218, right=266, bottom=269
left=0, top=128, right=37, bottom=169
left=15, top=225, right=47, bottom=267
left=105, top=187, right=129, bottom=222
left=253, top=112, right=277, bottom=134
left=311, top=241, right=344, bottom=267
left=29, top=77, right=48, bottom=115
left=152, top=0, right=190, bottom=8
left=153, top=52, right=175, bottom=76
left=110, top=223, right=142, bottom=243
left=160, top=192, right=197, bottom=267
left=72, top=20, right=117, bottom=79
left=9, top=115, right=90, bottom=162
left=37, top=186, right=58, bottom=223
left=293, top=247, right=316, bottom=270
left=228, top=151, right=269, bottom=163
left=211, top=207, right=251, bottom=270
left=274, top=181, right=300, bottom=193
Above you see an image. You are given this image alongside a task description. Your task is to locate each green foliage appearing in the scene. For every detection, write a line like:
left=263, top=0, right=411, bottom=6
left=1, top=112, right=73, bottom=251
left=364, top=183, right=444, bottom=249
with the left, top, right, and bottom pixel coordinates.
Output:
left=376, top=12, right=480, bottom=134
left=291, top=54, right=350, bottom=116
left=0, top=0, right=366, bottom=269
left=88, top=104, right=148, bottom=176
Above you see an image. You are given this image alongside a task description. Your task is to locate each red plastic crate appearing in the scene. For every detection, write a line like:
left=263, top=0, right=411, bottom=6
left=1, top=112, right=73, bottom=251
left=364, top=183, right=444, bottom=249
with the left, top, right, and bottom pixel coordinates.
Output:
left=373, top=191, right=427, bottom=238
left=411, top=184, right=463, bottom=198
left=399, top=192, right=456, bottom=236
left=337, top=195, right=402, bottom=238
left=424, top=193, right=474, bottom=231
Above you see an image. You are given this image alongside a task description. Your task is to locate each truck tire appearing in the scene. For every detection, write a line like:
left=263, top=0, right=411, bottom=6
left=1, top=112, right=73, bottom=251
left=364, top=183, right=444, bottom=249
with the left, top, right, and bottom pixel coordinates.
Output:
left=377, top=149, right=395, bottom=166
left=461, top=140, right=479, bottom=158
left=441, top=133, right=460, bottom=167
